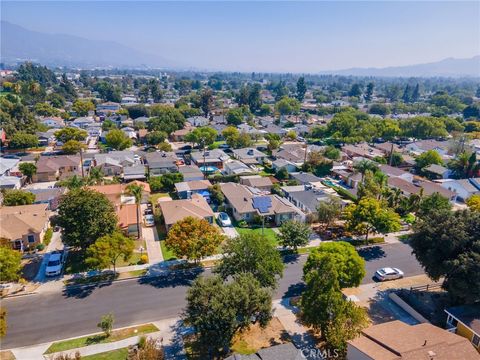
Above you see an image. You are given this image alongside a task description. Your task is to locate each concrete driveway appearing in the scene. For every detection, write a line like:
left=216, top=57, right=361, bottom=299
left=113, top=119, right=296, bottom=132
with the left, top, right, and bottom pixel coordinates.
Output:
left=222, top=226, right=239, bottom=238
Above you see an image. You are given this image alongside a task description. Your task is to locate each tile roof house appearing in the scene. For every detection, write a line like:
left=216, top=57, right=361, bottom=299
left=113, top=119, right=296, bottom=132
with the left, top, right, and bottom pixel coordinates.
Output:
left=0, top=204, right=50, bottom=251
left=220, top=182, right=303, bottom=225
left=445, top=303, right=480, bottom=352
left=34, top=155, right=82, bottom=182
left=347, top=320, right=480, bottom=360
left=117, top=203, right=141, bottom=237
left=158, top=194, right=214, bottom=230
left=232, top=148, right=267, bottom=165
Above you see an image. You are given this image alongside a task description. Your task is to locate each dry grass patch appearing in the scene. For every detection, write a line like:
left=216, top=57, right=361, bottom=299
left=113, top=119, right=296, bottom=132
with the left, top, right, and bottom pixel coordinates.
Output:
left=0, top=350, right=16, bottom=360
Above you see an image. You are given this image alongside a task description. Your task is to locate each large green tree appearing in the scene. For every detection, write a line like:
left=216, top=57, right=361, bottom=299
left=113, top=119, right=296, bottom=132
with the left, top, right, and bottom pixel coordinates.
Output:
left=105, top=129, right=132, bottom=150
left=148, top=106, right=185, bottom=135
left=19, top=162, right=37, bottom=183
left=304, top=242, right=365, bottom=289
left=183, top=274, right=272, bottom=358
left=55, top=188, right=118, bottom=250
left=276, top=220, right=311, bottom=252
left=345, top=197, right=401, bottom=243
left=415, top=150, right=443, bottom=172
left=214, top=233, right=284, bottom=288
left=54, top=128, right=88, bottom=143
left=9, top=132, right=38, bottom=149
left=184, top=127, right=218, bottom=147
left=2, top=189, right=35, bottom=206
left=86, top=232, right=135, bottom=273
left=316, top=197, right=342, bottom=230
left=165, top=217, right=225, bottom=262
left=410, top=209, right=480, bottom=304
left=0, top=246, right=22, bottom=282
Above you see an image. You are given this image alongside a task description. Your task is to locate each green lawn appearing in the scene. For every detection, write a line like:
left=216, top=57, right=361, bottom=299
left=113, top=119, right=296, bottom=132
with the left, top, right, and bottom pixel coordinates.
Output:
left=65, top=249, right=146, bottom=274
left=149, top=192, right=171, bottom=204
left=160, top=240, right=177, bottom=261
left=235, top=227, right=278, bottom=246
left=82, top=348, right=129, bottom=360
left=44, top=324, right=158, bottom=354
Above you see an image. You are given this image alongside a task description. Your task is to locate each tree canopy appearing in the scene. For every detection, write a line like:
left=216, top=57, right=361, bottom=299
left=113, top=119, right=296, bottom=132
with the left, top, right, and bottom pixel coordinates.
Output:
left=276, top=220, right=311, bottom=251
left=86, top=232, right=135, bottom=273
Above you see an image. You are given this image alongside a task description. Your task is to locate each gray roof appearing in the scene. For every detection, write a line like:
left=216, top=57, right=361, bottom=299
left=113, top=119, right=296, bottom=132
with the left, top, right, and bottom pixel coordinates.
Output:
left=191, top=149, right=229, bottom=163
left=28, top=187, right=66, bottom=202
left=225, top=343, right=302, bottom=360
left=144, top=152, right=178, bottom=168
left=424, top=163, right=449, bottom=175
left=224, top=160, right=254, bottom=175
left=290, top=172, right=322, bottom=184
left=94, top=151, right=135, bottom=166
left=123, top=164, right=146, bottom=176
left=232, top=147, right=267, bottom=160
left=285, top=188, right=336, bottom=213
left=0, top=158, right=19, bottom=175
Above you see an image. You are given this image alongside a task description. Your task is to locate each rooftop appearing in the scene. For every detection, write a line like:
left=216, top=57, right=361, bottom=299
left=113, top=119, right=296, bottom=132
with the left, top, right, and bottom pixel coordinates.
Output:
left=158, top=194, right=214, bottom=226
left=0, top=204, right=50, bottom=240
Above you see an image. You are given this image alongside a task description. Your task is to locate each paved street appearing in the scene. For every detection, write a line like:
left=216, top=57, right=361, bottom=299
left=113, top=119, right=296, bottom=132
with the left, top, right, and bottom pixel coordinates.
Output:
left=1, top=242, right=423, bottom=349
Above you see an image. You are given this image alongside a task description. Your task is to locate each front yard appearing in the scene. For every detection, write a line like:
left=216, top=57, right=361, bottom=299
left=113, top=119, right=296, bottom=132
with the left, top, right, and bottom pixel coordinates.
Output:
left=235, top=226, right=278, bottom=246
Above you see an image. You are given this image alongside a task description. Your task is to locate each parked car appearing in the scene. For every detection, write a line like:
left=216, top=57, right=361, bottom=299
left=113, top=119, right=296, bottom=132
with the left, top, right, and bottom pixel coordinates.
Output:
left=144, top=208, right=153, bottom=215
left=217, top=212, right=232, bottom=227
left=375, top=267, right=404, bottom=281
left=45, top=252, right=64, bottom=277
left=144, top=214, right=155, bottom=227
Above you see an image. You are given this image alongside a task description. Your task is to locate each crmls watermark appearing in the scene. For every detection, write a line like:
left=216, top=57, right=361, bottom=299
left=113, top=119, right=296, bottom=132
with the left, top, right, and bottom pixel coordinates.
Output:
left=300, top=347, right=340, bottom=359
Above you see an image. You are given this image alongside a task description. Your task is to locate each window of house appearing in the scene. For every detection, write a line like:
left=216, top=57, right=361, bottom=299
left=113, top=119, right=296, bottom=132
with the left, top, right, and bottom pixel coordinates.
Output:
left=27, top=234, right=35, bottom=243
left=447, top=315, right=458, bottom=327
left=472, top=334, right=480, bottom=347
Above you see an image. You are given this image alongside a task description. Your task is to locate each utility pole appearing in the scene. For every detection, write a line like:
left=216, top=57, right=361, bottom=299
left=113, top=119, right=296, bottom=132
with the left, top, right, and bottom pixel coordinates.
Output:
left=80, top=148, right=85, bottom=178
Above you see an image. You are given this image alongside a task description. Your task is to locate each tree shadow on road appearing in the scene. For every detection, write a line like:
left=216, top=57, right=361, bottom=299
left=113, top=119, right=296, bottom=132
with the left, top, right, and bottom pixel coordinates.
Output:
left=357, top=245, right=386, bottom=261
left=282, top=252, right=301, bottom=264
left=62, top=278, right=114, bottom=299
left=137, top=267, right=205, bottom=289
left=280, top=282, right=305, bottom=299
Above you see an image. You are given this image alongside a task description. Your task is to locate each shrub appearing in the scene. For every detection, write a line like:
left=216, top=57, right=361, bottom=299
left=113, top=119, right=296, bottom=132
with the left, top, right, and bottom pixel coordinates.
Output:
left=43, top=227, right=53, bottom=246
left=140, top=255, right=148, bottom=264
left=97, top=313, right=114, bottom=337
left=138, top=335, right=147, bottom=349
left=36, top=243, right=45, bottom=251
left=237, top=220, right=248, bottom=228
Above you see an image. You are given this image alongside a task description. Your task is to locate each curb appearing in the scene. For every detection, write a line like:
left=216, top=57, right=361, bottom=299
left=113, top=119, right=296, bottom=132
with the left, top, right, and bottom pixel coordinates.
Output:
left=2, top=291, right=38, bottom=299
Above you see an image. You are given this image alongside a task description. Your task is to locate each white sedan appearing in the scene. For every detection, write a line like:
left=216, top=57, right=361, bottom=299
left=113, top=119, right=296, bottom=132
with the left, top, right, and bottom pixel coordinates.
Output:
left=217, top=212, right=232, bottom=227
left=375, top=267, right=404, bottom=281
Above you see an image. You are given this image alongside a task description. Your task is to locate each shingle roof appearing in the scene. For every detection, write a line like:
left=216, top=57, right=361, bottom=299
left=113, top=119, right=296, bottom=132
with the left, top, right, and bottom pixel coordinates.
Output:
left=0, top=204, right=50, bottom=240
left=159, top=194, right=214, bottom=226
left=36, top=155, right=81, bottom=173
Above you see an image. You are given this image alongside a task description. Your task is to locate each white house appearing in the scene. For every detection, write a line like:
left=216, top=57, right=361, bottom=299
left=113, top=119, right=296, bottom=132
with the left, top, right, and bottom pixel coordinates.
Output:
left=186, top=116, right=209, bottom=127
left=440, top=178, right=480, bottom=202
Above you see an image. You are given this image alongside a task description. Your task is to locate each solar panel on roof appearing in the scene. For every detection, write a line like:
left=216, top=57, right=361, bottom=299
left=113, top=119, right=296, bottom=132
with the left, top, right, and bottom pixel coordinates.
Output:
left=252, top=196, right=272, bottom=214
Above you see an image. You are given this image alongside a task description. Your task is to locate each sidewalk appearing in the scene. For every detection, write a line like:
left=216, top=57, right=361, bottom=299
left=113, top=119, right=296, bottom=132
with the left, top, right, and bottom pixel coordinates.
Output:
left=11, top=318, right=186, bottom=360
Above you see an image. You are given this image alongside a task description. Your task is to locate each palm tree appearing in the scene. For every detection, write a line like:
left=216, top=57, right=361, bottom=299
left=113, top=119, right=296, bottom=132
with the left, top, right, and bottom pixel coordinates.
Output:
left=354, top=159, right=378, bottom=183
left=126, top=183, right=144, bottom=239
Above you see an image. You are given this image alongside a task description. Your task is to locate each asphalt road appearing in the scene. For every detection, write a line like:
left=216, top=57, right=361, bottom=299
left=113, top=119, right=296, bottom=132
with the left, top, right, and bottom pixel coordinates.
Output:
left=1, top=242, right=423, bottom=349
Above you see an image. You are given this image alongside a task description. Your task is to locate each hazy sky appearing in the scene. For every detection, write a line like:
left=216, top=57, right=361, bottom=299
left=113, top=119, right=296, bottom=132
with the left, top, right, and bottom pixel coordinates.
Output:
left=2, top=1, right=479, bottom=72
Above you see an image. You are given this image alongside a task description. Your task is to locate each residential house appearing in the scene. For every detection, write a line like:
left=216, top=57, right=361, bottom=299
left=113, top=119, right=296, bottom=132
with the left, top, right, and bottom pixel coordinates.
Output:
left=36, top=130, right=57, bottom=146
left=71, top=116, right=95, bottom=129
left=186, top=116, right=209, bottom=127
left=220, top=182, right=303, bottom=225
left=239, top=175, right=273, bottom=191
left=289, top=172, right=322, bottom=185
left=347, top=320, right=479, bottom=360
left=191, top=149, right=229, bottom=169
left=121, top=127, right=137, bottom=139
left=158, top=194, right=214, bottom=231
left=97, top=101, right=121, bottom=113
left=378, top=164, right=414, bottom=183
left=0, top=176, right=22, bottom=189
left=262, top=123, right=288, bottom=136
left=282, top=184, right=347, bottom=214
left=237, top=123, right=267, bottom=137
left=88, top=181, right=151, bottom=206
left=39, top=116, right=65, bottom=129
left=373, top=141, right=403, bottom=156
left=232, top=147, right=267, bottom=165
left=28, top=187, right=66, bottom=210
left=178, top=165, right=205, bottom=182
left=137, top=129, right=148, bottom=144
left=272, top=159, right=297, bottom=173
left=144, top=151, right=179, bottom=175
left=424, top=164, right=451, bottom=179
left=123, top=164, right=147, bottom=181
left=387, top=177, right=457, bottom=202
left=272, top=144, right=307, bottom=166
left=117, top=203, right=141, bottom=237
left=406, top=139, right=450, bottom=156
left=170, top=127, right=192, bottom=142
left=445, top=303, right=480, bottom=351
left=342, top=143, right=384, bottom=160
left=175, top=180, right=212, bottom=201
left=224, top=160, right=256, bottom=176
left=0, top=204, right=50, bottom=251
left=34, top=155, right=82, bottom=182
left=93, top=151, right=136, bottom=176
left=0, top=158, right=20, bottom=177
left=440, top=178, right=480, bottom=202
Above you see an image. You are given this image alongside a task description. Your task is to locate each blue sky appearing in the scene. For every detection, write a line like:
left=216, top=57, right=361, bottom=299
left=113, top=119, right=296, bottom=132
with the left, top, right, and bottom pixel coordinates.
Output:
left=2, top=1, right=479, bottom=72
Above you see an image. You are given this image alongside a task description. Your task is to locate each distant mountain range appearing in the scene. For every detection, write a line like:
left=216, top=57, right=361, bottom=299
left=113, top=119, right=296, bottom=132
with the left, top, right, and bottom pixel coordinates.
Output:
left=1, top=21, right=479, bottom=77
left=325, top=56, right=480, bottom=78
left=0, top=21, right=175, bottom=69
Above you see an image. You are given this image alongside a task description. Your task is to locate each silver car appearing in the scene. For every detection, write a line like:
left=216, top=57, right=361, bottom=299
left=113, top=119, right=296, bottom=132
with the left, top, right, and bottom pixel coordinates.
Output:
left=375, top=267, right=404, bottom=281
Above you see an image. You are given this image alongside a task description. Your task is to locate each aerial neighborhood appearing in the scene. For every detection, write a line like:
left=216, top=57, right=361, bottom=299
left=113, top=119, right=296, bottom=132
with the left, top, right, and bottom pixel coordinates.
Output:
left=1, top=60, right=480, bottom=359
